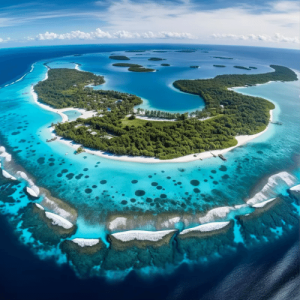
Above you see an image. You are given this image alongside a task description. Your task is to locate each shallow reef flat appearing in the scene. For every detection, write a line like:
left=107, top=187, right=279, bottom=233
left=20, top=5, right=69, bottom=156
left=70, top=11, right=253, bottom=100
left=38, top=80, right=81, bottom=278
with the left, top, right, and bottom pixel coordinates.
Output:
left=60, top=238, right=107, bottom=276
left=237, top=196, right=299, bottom=245
left=20, top=203, right=77, bottom=245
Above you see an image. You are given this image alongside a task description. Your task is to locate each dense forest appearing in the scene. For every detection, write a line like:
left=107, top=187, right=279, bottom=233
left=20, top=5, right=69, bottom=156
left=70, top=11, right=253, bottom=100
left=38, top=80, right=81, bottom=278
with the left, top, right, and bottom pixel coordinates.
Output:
left=34, top=69, right=142, bottom=112
left=148, top=57, right=165, bottom=61
left=234, top=66, right=252, bottom=70
left=50, top=65, right=297, bottom=159
left=109, top=55, right=130, bottom=60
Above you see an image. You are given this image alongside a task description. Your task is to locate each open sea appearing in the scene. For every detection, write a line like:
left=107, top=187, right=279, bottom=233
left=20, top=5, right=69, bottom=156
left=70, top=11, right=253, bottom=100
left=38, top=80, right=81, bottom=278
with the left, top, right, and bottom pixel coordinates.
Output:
left=0, top=44, right=299, bottom=300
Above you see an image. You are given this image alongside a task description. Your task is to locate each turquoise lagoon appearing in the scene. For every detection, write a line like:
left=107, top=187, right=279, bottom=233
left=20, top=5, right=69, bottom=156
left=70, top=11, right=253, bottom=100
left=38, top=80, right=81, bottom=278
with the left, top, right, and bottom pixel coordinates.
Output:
left=0, top=45, right=299, bottom=277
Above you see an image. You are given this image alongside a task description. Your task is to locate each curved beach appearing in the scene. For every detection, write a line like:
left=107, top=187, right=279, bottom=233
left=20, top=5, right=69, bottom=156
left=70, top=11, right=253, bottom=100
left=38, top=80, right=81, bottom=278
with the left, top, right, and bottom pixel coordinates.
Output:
left=31, top=66, right=274, bottom=164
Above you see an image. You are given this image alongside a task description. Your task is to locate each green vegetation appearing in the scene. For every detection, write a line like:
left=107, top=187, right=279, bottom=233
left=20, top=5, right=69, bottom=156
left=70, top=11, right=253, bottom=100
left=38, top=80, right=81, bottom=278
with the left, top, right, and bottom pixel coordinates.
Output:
left=112, top=63, right=142, bottom=68
left=75, top=146, right=85, bottom=154
left=128, top=66, right=155, bottom=72
left=249, top=66, right=257, bottom=69
left=213, top=56, right=233, bottom=59
left=148, top=57, right=165, bottom=61
left=161, top=64, right=170, bottom=66
left=51, top=65, right=296, bottom=160
left=190, top=66, right=199, bottom=68
left=112, top=63, right=155, bottom=72
left=213, top=65, right=226, bottom=68
left=125, top=50, right=145, bottom=52
left=234, top=66, right=252, bottom=70
left=34, top=68, right=142, bottom=112
left=176, top=50, right=196, bottom=53
left=109, top=55, right=130, bottom=60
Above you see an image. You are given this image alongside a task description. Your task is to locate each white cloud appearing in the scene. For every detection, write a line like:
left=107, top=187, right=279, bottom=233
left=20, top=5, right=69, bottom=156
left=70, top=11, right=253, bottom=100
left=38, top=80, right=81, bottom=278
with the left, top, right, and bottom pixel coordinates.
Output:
left=0, top=37, right=10, bottom=43
left=0, top=0, right=299, bottom=48
left=211, top=33, right=299, bottom=44
left=92, top=0, right=299, bottom=48
left=34, top=28, right=195, bottom=41
left=271, top=1, right=300, bottom=12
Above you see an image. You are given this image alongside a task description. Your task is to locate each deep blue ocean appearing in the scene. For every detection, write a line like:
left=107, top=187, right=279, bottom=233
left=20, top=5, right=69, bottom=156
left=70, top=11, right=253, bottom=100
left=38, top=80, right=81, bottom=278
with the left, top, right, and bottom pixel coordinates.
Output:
left=0, top=44, right=299, bottom=300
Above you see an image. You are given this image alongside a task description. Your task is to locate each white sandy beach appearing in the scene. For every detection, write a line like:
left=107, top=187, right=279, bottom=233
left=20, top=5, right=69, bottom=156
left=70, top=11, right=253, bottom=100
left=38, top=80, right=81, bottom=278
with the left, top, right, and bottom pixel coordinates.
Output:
left=31, top=87, right=97, bottom=123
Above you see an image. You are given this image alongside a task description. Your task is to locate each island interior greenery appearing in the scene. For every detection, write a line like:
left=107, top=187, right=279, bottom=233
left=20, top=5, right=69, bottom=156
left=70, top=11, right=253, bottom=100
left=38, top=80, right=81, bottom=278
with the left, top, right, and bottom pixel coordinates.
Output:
left=35, top=65, right=297, bottom=159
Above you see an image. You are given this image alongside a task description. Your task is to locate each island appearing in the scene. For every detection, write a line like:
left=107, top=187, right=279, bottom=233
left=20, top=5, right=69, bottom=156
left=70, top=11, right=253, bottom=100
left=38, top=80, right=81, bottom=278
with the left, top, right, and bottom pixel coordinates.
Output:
left=213, top=65, right=226, bottom=68
left=234, top=66, right=252, bottom=70
left=176, top=50, right=196, bottom=53
left=109, top=55, right=130, bottom=60
left=161, top=63, right=170, bottom=66
left=34, top=68, right=142, bottom=110
left=213, top=56, right=233, bottom=59
left=148, top=57, right=165, bottom=61
left=125, top=50, right=145, bottom=52
left=112, top=63, right=155, bottom=72
left=190, top=66, right=199, bottom=68
left=35, top=65, right=297, bottom=160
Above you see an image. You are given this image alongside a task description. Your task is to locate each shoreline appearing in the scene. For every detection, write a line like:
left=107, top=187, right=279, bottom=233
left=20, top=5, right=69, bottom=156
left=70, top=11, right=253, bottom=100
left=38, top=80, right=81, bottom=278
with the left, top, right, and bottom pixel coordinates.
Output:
left=49, top=109, right=272, bottom=164
left=32, top=66, right=274, bottom=164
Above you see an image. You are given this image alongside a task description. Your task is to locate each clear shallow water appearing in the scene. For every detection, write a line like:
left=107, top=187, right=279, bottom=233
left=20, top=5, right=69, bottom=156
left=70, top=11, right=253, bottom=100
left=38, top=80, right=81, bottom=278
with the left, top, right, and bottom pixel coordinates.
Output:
left=1, top=58, right=299, bottom=215
left=0, top=44, right=299, bottom=293
left=63, top=110, right=82, bottom=121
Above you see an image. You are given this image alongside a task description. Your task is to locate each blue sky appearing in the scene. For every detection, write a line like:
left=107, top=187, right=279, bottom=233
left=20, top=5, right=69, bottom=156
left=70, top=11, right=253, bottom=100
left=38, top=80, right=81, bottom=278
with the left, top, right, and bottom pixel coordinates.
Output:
left=0, top=0, right=299, bottom=48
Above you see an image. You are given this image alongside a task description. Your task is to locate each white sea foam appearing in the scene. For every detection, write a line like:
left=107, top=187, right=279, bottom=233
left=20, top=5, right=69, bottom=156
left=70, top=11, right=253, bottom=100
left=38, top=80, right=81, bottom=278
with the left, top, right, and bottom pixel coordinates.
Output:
left=16, top=171, right=28, bottom=180
left=180, top=221, right=230, bottom=235
left=161, top=217, right=180, bottom=228
left=0, top=147, right=12, bottom=162
left=43, top=197, right=73, bottom=220
left=112, top=230, right=176, bottom=242
left=2, top=170, right=17, bottom=180
left=290, top=184, right=300, bottom=192
left=30, top=185, right=40, bottom=196
left=198, top=206, right=234, bottom=223
left=45, top=212, right=73, bottom=229
left=252, top=198, right=276, bottom=208
left=108, top=217, right=127, bottom=230
left=16, top=171, right=40, bottom=196
left=247, top=172, right=296, bottom=205
left=35, top=203, right=45, bottom=210
left=25, top=187, right=38, bottom=198
left=72, top=238, right=99, bottom=247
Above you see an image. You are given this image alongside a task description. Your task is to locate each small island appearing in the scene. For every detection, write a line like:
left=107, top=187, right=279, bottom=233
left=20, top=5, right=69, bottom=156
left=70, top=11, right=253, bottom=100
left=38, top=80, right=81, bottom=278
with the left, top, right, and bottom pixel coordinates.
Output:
left=35, top=65, right=297, bottom=160
left=148, top=57, right=165, bottom=61
left=213, top=56, right=233, bottom=60
left=112, top=63, right=155, bottom=72
left=125, top=50, right=146, bottom=53
left=234, top=66, right=252, bottom=70
left=176, top=50, right=196, bottom=53
left=249, top=66, right=257, bottom=69
left=190, top=66, right=199, bottom=68
left=161, top=63, right=170, bottom=66
left=213, top=65, right=226, bottom=68
left=109, top=55, right=130, bottom=60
